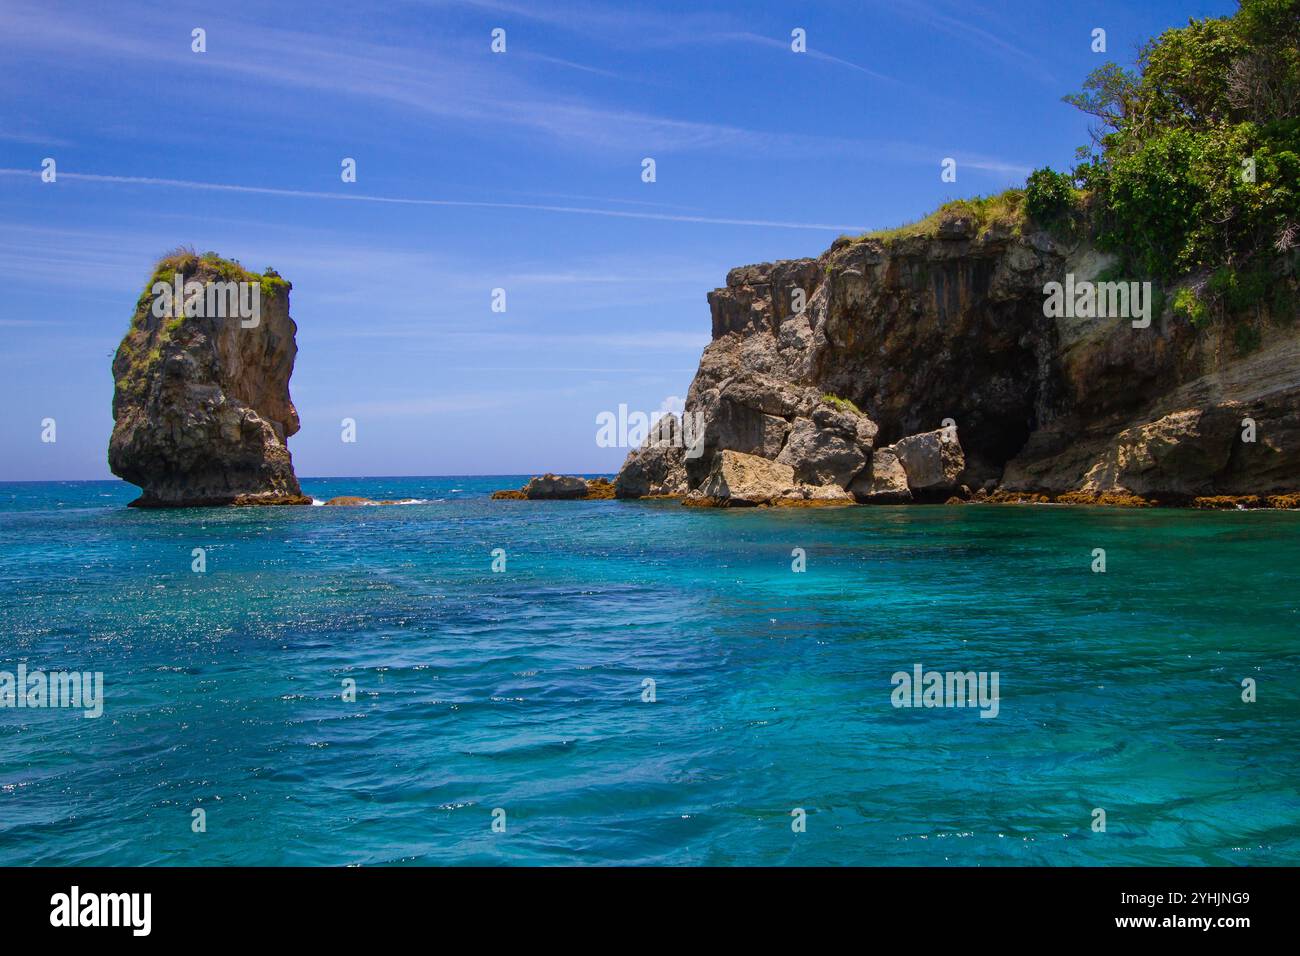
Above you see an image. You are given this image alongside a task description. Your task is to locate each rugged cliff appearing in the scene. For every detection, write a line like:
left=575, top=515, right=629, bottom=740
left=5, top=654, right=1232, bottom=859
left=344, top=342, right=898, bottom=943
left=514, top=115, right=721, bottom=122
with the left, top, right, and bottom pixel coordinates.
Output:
left=615, top=206, right=1300, bottom=506
left=109, top=250, right=309, bottom=507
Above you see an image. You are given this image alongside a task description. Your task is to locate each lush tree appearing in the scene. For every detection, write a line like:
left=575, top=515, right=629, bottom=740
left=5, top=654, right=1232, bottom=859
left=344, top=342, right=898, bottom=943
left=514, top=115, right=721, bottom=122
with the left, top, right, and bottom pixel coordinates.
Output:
left=1063, top=0, right=1300, bottom=296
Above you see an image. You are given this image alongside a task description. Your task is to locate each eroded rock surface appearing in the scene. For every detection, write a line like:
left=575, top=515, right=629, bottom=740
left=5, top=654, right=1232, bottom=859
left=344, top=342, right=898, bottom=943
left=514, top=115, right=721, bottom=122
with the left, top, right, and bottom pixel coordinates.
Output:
left=615, top=213, right=1299, bottom=506
left=614, top=414, right=689, bottom=498
left=108, top=251, right=307, bottom=507
left=689, top=450, right=797, bottom=506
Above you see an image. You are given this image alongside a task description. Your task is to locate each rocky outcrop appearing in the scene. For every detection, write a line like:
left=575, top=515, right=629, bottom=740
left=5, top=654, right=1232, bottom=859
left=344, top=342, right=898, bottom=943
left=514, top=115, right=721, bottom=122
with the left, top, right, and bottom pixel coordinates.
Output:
left=613, top=414, right=689, bottom=498
left=614, top=211, right=1300, bottom=506
left=491, top=475, right=616, bottom=500
left=523, top=474, right=589, bottom=499
left=108, top=251, right=308, bottom=507
left=1000, top=332, right=1300, bottom=500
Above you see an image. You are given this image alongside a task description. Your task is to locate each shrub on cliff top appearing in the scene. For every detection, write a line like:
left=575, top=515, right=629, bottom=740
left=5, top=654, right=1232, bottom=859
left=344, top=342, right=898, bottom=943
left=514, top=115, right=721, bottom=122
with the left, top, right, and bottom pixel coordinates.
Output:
left=1066, top=0, right=1300, bottom=286
left=1025, top=167, right=1079, bottom=229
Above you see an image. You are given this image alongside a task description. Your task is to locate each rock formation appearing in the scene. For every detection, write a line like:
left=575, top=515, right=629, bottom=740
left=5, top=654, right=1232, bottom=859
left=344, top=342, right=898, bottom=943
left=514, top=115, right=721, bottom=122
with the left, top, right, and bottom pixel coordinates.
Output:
left=614, top=213, right=1300, bottom=507
left=613, top=414, right=689, bottom=498
left=491, top=475, right=615, bottom=500
left=109, top=251, right=309, bottom=507
left=684, top=450, right=854, bottom=507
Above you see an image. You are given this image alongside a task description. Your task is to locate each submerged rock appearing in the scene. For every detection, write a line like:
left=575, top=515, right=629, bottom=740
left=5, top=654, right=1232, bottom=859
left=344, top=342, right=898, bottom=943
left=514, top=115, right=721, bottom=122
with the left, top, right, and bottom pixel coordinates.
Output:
left=523, top=474, right=589, bottom=499
left=108, top=251, right=308, bottom=507
left=321, top=496, right=414, bottom=506
left=492, top=475, right=616, bottom=500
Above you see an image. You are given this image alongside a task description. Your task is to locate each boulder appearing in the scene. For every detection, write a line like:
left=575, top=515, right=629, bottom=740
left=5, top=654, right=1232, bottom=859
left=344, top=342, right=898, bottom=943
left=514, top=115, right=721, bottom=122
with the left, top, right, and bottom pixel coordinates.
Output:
left=775, top=416, right=868, bottom=487
left=522, top=474, right=590, bottom=499
left=849, top=448, right=912, bottom=502
left=685, top=392, right=792, bottom=486
left=890, top=428, right=965, bottom=493
left=584, top=477, right=616, bottom=499
left=693, top=450, right=796, bottom=506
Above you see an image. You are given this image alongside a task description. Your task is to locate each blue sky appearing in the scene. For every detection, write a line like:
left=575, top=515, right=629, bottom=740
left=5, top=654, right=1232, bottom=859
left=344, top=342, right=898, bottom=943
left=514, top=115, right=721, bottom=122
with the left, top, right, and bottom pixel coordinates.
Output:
left=0, top=0, right=1235, bottom=480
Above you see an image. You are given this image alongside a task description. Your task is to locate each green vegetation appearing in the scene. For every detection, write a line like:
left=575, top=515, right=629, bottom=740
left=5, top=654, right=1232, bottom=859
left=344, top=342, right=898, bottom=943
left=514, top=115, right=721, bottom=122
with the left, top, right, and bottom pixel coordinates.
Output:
left=1024, top=168, right=1081, bottom=234
left=117, top=249, right=290, bottom=396
left=844, top=1, right=1297, bottom=340
left=1173, top=286, right=1211, bottom=326
left=1060, top=0, right=1299, bottom=315
left=821, top=393, right=863, bottom=414
left=127, top=249, right=288, bottom=330
left=259, top=267, right=291, bottom=299
left=854, top=189, right=1028, bottom=243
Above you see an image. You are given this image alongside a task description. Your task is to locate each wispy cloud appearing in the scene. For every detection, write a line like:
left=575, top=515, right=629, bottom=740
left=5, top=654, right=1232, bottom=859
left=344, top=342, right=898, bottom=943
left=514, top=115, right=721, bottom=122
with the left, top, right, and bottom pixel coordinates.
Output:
left=0, top=129, right=72, bottom=147
left=0, top=1, right=823, bottom=155
left=717, top=31, right=903, bottom=86
left=0, top=168, right=872, bottom=232
left=0, top=2, right=1030, bottom=175
left=876, top=0, right=1060, bottom=86
left=424, top=1, right=910, bottom=84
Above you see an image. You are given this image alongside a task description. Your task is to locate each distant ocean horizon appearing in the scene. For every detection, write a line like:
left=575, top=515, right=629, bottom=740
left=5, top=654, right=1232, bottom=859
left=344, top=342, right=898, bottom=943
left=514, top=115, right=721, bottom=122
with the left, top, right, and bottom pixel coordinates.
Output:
left=2, top=476, right=1298, bottom=865
left=0, top=474, right=616, bottom=486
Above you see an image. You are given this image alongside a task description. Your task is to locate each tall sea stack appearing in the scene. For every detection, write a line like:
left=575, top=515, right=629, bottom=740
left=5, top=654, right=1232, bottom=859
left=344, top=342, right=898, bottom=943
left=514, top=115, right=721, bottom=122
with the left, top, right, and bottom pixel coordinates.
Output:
left=108, top=250, right=309, bottom=507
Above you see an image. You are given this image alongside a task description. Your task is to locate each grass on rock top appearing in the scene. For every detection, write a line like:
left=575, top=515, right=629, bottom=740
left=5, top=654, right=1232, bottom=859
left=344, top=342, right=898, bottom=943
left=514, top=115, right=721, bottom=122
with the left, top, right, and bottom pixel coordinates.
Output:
left=821, top=394, right=864, bottom=415
left=115, top=249, right=291, bottom=397
left=128, top=247, right=290, bottom=331
left=846, top=189, right=1032, bottom=245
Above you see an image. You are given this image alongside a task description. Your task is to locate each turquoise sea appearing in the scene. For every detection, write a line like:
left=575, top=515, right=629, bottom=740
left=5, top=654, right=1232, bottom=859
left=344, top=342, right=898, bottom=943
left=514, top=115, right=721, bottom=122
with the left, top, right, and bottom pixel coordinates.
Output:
left=0, top=476, right=1297, bottom=866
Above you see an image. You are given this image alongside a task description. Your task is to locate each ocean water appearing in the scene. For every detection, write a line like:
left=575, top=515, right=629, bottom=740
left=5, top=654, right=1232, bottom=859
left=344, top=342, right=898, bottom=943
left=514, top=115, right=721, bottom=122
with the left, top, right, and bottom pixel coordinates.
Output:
left=0, top=476, right=1297, bottom=866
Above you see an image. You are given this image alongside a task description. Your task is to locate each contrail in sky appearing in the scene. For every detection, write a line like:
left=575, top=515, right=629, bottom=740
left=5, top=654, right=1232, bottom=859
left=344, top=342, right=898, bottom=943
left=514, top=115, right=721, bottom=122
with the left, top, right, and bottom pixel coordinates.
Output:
left=0, top=168, right=868, bottom=233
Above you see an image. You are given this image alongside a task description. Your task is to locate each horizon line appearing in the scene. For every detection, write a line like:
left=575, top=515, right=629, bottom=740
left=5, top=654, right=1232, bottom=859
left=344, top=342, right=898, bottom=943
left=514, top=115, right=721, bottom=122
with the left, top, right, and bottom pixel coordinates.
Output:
left=0, top=473, right=620, bottom=484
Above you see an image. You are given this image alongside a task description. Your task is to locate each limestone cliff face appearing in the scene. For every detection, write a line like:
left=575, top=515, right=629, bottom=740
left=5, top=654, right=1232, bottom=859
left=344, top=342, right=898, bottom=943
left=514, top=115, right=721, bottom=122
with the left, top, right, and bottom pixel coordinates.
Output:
left=108, top=252, right=309, bottom=507
left=617, top=215, right=1300, bottom=504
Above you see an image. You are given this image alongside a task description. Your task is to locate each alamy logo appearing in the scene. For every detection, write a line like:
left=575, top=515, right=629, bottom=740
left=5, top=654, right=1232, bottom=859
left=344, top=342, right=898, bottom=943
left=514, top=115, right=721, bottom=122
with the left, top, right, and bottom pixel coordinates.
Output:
left=50, top=886, right=151, bottom=936
left=1043, top=273, right=1152, bottom=328
left=151, top=272, right=261, bottom=328
left=0, top=664, right=103, bottom=717
left=891, top=664, right=1000, bottom=718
